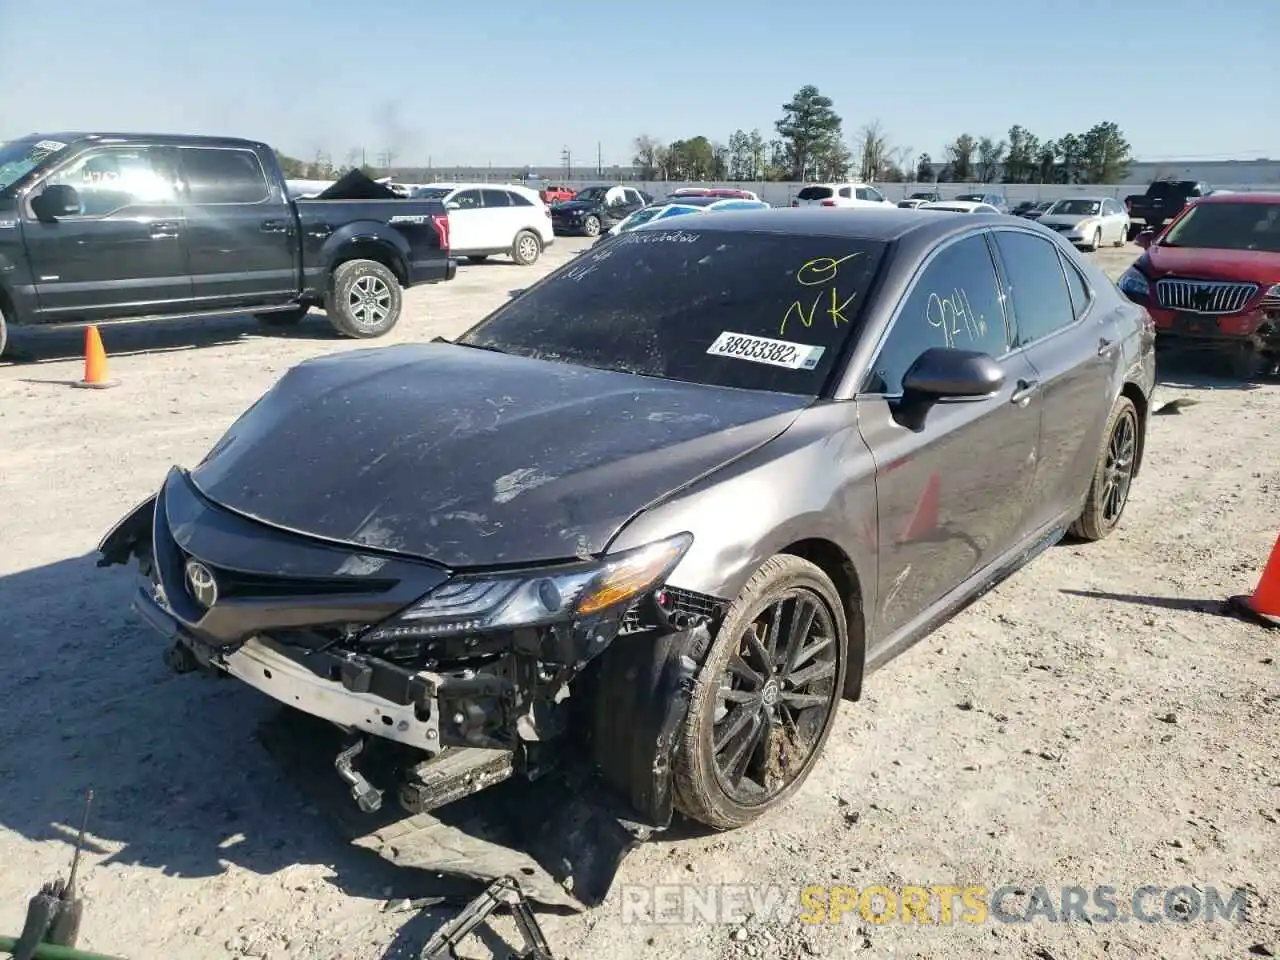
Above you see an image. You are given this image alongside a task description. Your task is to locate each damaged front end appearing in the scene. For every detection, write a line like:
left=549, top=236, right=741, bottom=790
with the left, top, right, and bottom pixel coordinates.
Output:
left=97, top=467, right=719, bottom=834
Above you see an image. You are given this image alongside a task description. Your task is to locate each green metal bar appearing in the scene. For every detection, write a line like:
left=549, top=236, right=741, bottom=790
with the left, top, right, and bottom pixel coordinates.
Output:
left=0, top=935, right=128, bottom=960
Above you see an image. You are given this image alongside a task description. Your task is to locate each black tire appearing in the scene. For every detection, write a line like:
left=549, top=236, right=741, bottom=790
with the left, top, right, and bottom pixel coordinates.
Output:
left=324, top=259, right=402, bottom=339
left=1114, top=224, right=1126, bottom=247
left=582, top=215, right=601, bottom=237
left=1228, top=343, right=1259, bottom=381
left=511, top=229, right=541, bottom=266
left=673, top=554, right=848, bottom=830
left=256, top=305, right=309, bottom=327
left=0, top=301, right=8, bottom=359
left=1069, top=395, right=1139, bottom=541
left=466, top=255, right=489, bottom=264
left=1087, top=228, right=1101, bottom=252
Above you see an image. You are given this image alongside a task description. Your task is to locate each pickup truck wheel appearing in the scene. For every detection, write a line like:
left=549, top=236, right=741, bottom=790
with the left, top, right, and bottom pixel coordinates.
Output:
left=326, top=260, right=402, bottom=339
left=256, top=306, right=309, bottom=327
left=511, top=230, right=541, bottom=266
left=582, top=215, right=601, bottom=237
left=673, top=554, right=847, bottom=830
left=1069, top=395, right=1138, bottom=542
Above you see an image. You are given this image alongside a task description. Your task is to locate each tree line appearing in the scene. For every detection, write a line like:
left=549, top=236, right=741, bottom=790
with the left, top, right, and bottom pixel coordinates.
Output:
left=632, top=85, right=1134, bottom=184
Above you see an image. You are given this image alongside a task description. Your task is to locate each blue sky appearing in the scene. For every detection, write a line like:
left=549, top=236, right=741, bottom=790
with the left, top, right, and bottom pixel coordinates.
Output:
left=1, top=0, right=1274, bottom=168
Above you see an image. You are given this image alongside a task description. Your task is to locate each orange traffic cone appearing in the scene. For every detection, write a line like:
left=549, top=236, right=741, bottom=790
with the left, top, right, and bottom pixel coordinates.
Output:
left=73, top=325, right=118, bottom=389
left=1228, top=533, right=1280, bottom=629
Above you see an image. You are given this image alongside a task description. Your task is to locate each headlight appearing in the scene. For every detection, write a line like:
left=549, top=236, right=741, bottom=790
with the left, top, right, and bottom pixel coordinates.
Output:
left=1118, top=266, right=1150, bottom=299
left=1074, top=218, right=1097, bottom=233
left=1264, top=283, right=1280, bottom=300
left=364, top=532, right=693, bottom=641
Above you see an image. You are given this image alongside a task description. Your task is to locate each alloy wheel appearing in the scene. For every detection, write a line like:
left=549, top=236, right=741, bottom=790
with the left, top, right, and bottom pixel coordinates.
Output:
left=1102, top=409, right=1136, bottom=523
left=348, top=275, right=391, bottom=329
left=711, top=589, right=840, bottom=806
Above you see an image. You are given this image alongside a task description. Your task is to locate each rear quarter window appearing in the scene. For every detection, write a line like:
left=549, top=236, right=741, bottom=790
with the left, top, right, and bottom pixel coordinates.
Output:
left=798, top=186, right=833, bottom=200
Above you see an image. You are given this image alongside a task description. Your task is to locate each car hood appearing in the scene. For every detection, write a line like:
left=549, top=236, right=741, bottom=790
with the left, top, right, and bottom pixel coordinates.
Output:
left=550, top=200, right=598, bottom=213
left=1143, top=245, right=1280, bottom=285
left=1038, top=213, right=1096, bottom=228
left=188, top=343, right=810, bottom=568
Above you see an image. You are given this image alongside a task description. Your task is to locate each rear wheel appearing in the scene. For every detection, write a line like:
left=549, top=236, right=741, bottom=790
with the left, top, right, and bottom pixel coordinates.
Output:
left=1070, top=395, right=1138, bottom=541
left=511, top=229, right=541, bottom=266
left=256, top=305, right=309, bottom=327
left=673, top=554, right=847, bottom=830
left=582, top=215, right=601, bottom=237
left=325, top=259, right=402, bottom=339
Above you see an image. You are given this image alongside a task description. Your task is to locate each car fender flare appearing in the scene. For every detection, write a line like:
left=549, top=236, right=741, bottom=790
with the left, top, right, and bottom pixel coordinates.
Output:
left=320, top=224, right=411, bottom=285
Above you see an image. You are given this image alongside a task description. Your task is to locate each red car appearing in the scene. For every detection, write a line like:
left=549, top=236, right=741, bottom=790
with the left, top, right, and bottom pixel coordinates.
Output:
left=538, top=184, right=576, bottom=204
left=1118, top=192, right=1280, bottom=377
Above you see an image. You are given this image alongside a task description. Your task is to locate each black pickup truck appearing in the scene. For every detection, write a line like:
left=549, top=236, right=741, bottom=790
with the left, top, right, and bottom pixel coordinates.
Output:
left=1124, top=179, right=1211, bottom=233
left=0, top=132, right=456, bottom=355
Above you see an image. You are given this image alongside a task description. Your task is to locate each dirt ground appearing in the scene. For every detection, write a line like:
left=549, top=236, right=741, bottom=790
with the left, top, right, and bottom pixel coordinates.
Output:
left=0, top=235, right=1277, bottom=960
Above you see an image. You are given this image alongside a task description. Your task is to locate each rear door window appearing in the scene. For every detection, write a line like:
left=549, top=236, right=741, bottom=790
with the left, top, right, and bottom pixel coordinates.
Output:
left=179, top=147, right=270, bottom=204
left=480, top=189, right=511, bottom=207
left=992, top=230, right=1078, bottom=346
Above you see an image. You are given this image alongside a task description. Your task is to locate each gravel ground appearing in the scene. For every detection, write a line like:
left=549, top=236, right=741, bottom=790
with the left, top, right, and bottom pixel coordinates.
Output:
left=1, top=237, right=1277, bottom=960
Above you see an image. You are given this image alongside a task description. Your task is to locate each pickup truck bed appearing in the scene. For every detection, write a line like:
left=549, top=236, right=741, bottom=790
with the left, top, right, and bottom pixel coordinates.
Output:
left=0, top=133, right=456, bottom=356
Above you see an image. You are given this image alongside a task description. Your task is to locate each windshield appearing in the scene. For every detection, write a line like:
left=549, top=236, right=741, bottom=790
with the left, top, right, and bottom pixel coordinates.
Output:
left=412, top=187, right=452, bottom=199
left=0, top=137, right=70, bottom=192
left=618, top=207, right=670, bottom=231
left=573, top=187, right=609, bottom=202
left=456, top=229, right=888, bottom=395
left=1049, top=199, right=1101, bottom=216
left=1160, top=201, right=1280, bottom=253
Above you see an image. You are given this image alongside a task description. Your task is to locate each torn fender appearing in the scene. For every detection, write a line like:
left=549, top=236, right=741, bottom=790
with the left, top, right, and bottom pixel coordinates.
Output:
left=590, top=623, right=705, bottom=829
left=96, top=493, right=157, bottom=568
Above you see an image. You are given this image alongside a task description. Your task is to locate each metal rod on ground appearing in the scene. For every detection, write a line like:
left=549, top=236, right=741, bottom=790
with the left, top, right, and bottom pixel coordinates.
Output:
left=0, top=937, right=128, bottom=960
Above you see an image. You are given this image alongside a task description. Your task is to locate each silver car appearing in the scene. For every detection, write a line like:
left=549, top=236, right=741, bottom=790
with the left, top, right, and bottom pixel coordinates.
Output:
left=1037, top=197, right=1130, bottom=250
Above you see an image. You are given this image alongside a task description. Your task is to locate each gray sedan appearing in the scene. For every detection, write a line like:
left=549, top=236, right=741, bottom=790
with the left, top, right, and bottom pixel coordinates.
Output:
left=99, top=206, right=1156, bottom=835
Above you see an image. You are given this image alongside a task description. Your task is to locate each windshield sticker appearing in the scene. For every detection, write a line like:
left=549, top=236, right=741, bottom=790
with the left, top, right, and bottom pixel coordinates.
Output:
left=706, top=331, right=825, bottom=370
left=33, top=140, right=67, bottom=152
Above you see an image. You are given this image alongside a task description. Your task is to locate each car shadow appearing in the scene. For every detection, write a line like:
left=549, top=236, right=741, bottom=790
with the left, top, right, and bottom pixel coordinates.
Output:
left=1, top=312, right=341, bottom=366
left=1155, top=345, right=1273, bottom=392
left=1059, top=588, right=1235, bottom=618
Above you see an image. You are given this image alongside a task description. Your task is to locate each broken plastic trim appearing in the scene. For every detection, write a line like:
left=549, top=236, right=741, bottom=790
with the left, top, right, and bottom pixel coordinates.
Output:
left=419, top=877, right=554, bottom=960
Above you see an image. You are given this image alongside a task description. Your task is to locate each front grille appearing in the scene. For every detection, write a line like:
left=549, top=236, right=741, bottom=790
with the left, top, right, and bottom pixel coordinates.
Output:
left=178, top=548, right=395, bottom=600
left=1155, top=278, right=1259, bottom=315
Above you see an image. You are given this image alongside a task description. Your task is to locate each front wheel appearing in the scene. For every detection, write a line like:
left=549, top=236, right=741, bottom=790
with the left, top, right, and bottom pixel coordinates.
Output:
left=1087, top=228, right=1102, bottom=251
left=582, top=215, right=601, bottom=237
left=1069, top=395, right=1139, bottom=541
left=673, top=554, right=847, bottom=830
left=1114, top=223, right=1127, bottom=247
left=511, top=229, right=541, bottom=266
left=325, top=259, right=402, bottom=339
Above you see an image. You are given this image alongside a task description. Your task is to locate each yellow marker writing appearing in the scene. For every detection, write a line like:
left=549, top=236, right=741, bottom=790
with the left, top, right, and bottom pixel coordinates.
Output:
left=796, top=252, right=862, bottom=286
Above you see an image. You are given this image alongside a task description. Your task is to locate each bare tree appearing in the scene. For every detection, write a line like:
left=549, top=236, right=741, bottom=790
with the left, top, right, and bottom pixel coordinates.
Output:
left=854, top=120, right=892, bottom=182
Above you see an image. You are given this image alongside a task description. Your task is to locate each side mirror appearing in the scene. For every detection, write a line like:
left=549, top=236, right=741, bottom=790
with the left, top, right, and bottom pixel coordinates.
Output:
left=901, top=347, right=1004, bottom=401
left=445, top=200, right=461, bottom=211
left=32, top=183, right=82, bottom=221
left=1134, top=229, right=1155, bottom=249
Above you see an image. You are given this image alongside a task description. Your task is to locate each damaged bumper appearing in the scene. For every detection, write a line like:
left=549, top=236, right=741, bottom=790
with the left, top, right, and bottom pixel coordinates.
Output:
left=100, top=467, right=715, bottom=829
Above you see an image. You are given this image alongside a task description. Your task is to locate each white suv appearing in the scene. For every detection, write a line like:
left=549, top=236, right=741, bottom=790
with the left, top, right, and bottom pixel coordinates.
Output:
left=411, top=182, right=554, bottom=265
left=792, top=182, right=895, bottom=209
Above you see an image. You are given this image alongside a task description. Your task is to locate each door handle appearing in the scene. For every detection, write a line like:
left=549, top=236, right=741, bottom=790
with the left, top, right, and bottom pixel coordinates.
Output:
left=1010, top=378, right=1039, bottom=406
left=1098, top=337, right=1117, bottom=358
left=260, top=219, right=288, bottom=233
left=149, top=221, right=179, bottom=239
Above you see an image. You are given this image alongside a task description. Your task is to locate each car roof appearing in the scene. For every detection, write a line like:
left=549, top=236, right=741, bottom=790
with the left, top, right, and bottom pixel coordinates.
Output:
left=1193, top=191, right=1280, bottom=205
left=17, top=131, right=271, bottom=150
left=1049, top=195, right=1108, bottom=202
left=633, top=205, right=1006, bottom=241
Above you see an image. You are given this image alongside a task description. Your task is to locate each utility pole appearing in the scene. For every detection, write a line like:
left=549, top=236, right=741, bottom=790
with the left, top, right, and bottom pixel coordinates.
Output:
left=597, top=141, right=602, bottom=176
left=561, top=146, right=572, bottom=181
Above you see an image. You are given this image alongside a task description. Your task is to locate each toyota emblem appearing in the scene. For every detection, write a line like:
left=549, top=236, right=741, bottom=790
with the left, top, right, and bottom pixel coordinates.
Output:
left=184, top=559, right=218, bottom=608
